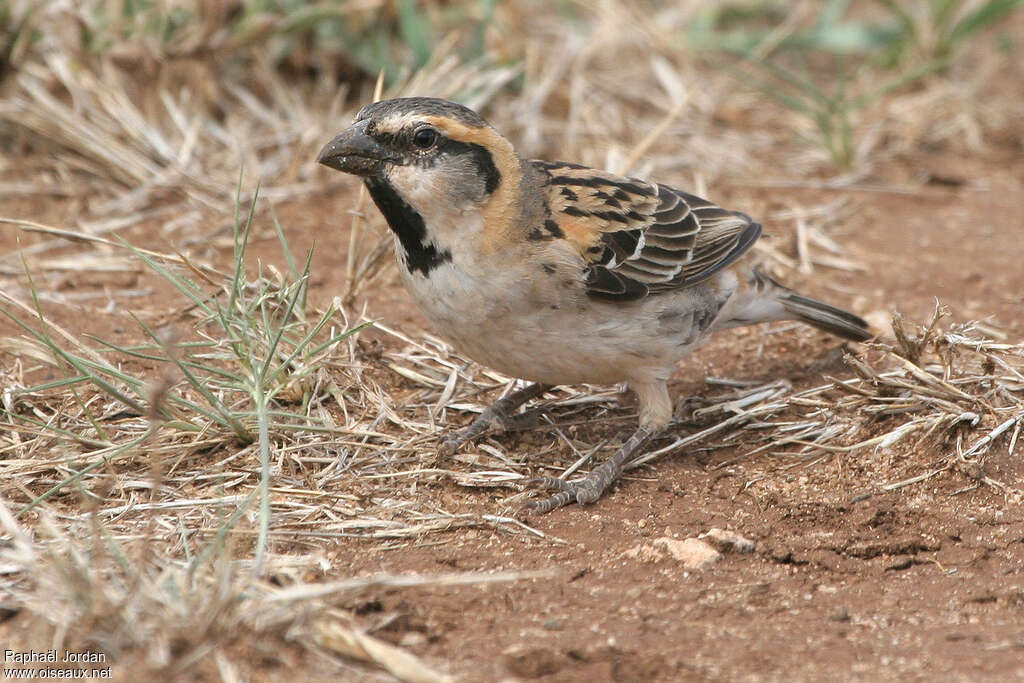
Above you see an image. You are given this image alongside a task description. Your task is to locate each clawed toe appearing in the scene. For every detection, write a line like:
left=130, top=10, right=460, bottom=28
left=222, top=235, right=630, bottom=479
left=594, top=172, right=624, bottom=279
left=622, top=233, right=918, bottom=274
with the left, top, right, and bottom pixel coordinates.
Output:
left=524, top=426, right=655, bottom=513
left=440, top=419, right=493, bottom=454
left=524, top=489, right=576, bottom=513
left=440, top=435, right=462, bottom=455
left=524, top=475, right=605, bottom=513
left=440, top=383, right=551, bottom=454
left=527, top=476, right=573, bottom=492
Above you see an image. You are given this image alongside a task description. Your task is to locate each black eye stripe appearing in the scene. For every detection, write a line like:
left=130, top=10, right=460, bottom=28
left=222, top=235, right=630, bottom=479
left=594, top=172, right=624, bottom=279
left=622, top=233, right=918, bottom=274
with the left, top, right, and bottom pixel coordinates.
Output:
left=369, top=124, right=502, bottom=195
left=438, top=139, right=501, bottom=194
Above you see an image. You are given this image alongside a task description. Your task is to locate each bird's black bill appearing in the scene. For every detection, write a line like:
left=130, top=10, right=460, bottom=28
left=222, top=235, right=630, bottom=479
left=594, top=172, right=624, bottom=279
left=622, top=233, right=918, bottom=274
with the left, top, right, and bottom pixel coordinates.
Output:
left=317, top=124, right=389, bottom=176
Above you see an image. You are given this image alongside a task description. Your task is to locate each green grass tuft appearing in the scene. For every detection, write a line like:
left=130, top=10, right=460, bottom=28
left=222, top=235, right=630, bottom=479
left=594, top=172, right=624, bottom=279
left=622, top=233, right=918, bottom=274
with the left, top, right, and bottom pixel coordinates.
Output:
left=0, top=186, right=369, bottom=574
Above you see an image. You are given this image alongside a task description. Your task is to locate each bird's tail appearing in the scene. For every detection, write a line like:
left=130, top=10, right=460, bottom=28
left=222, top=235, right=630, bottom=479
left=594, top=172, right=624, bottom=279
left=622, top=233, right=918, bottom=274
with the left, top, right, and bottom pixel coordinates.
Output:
left=738, top=268, right=873, bottom=342
left=777, top=291, right=873, bottom=342
left=720, top=269, right=873, bottom=342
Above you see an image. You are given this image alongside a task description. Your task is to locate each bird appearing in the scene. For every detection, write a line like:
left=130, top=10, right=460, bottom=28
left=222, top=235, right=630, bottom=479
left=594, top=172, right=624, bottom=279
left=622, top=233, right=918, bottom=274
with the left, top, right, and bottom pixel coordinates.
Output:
left=318, top=96, right=872, bottom=513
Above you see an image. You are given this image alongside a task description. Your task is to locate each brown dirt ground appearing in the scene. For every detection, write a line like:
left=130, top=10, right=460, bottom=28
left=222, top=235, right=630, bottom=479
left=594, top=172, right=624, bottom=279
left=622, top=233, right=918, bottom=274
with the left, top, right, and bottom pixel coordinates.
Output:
left=2, top=142, right=1023, bottom=681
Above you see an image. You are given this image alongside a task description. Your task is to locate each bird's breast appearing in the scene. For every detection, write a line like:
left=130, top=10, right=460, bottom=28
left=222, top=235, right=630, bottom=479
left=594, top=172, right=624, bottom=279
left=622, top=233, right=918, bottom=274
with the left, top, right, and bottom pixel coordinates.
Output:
left=394, top=240, right=729, bottom=385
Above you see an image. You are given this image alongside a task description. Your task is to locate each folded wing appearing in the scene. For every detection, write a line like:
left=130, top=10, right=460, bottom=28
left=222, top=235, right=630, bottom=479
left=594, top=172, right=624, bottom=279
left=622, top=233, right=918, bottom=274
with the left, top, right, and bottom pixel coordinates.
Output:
left=534, top=161, right=761, bottom=302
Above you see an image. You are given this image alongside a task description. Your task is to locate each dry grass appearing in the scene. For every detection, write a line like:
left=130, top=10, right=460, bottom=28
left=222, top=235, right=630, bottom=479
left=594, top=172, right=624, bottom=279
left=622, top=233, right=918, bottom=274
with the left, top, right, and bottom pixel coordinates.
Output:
left=3, top=275, right=1022, bottom=674
left=1, top=0, right=1021, bottom=678
left=373, top=304, right=1024, bottom=502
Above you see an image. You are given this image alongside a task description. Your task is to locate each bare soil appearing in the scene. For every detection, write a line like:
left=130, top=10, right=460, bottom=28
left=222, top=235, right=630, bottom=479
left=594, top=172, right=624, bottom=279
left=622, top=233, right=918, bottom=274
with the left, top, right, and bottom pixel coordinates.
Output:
left=2, top=144, right=1023, bottom=681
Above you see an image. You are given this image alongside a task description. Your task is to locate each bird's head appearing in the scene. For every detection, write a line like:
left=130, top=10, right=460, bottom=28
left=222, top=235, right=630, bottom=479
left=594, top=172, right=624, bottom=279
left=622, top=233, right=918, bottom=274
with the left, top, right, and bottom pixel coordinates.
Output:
left=318, top=97, right=521, bottom=237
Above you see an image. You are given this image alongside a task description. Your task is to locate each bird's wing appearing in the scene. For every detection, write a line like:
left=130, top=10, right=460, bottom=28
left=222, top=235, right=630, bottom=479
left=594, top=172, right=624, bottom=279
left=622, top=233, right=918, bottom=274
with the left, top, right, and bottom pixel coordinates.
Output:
left=533, top=161, right=761, bottom=301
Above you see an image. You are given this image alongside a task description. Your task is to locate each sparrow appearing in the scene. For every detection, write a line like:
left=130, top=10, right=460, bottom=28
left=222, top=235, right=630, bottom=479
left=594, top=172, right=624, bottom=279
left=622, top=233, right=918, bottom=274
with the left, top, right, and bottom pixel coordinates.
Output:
left=318, top=97, right=871, bottom=513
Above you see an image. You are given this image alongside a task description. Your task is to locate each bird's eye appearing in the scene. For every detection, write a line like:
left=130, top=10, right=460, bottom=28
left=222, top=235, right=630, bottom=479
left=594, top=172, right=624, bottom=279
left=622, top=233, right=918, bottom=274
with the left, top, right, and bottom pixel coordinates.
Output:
left=412, top=127, right=438, bottom=149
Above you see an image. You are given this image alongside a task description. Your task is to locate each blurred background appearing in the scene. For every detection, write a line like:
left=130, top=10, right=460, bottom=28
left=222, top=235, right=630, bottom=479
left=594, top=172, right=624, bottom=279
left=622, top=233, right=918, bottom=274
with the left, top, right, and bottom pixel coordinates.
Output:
left=1, top=3, right=1023, bottom=680
left=1, top=0, right=1020, bottom=212
left=3, top=0, right=1021, bottom=317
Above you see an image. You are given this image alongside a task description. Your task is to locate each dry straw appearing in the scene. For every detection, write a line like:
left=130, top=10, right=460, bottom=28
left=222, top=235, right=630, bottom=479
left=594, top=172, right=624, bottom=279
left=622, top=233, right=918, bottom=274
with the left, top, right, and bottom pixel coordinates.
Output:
left=1, top=0, right=1020, bottom=678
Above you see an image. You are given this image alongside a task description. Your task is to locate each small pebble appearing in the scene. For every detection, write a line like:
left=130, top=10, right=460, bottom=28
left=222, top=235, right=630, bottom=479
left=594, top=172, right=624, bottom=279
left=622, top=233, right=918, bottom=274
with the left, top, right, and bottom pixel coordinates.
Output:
left=700, top=528, right=755, bottom=553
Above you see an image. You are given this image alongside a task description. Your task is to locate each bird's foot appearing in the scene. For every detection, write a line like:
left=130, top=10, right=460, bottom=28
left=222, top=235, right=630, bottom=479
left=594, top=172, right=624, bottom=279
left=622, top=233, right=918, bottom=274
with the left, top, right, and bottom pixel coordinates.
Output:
left=525, top=469, right=613, bottom=513
left=441, top=382, right=551, bottom=454
left=525, top=427, right=654, bottom=513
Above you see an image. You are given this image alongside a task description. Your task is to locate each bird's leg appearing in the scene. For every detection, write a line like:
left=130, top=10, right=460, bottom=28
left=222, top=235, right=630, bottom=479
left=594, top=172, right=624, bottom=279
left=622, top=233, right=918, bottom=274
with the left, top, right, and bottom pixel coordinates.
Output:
left=526, top=426, right=654, bottom=513
left=526, top=379, right=670, bottom=513
left=442, top=382, right=552, bottom=454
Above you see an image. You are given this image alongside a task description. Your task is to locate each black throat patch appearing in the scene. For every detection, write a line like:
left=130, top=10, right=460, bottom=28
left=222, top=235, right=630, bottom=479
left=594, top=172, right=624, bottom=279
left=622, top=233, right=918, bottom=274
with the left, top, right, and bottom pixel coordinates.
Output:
left=364, top=178, right=453, bottom=276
